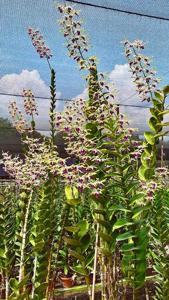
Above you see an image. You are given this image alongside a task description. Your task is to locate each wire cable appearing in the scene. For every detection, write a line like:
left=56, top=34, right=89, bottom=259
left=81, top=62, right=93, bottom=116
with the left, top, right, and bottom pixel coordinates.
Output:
left=0, top=92, right=150, bottom=108
left=0, top=92, right=71, bottom=102
left=66, top=0, right=169, bottom=22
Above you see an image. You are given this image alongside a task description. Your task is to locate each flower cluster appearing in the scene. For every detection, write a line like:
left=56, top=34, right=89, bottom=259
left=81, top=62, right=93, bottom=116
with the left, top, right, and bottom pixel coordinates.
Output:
left=55, top=89, right=142, bottom=197
left=1, top=138, right=59, bottom=189
left=141, top=180, right=158, bottom=201
left=123, top=40, right=159, bottom=102
left=23, top=89, right=38, bottom=116
left=85, top=72, right=118, bottom=125
left=131, top=142, right=144, bottom=161
left=9, top=101, right=29, bottom=133
left=27, top=27, right=52, bottom=59
left=155, top=167, right=169, bottom=186
left=140, top=167, right=169, bottom=201
left=58, top=4, right=89, bottom=68
left=56, top=8, right=147, bottom=197
left=58, top=159, right=105, bottom=196
left=164, top=245, right=169, bottom=255
left=55, top=97, right=107, bottom=197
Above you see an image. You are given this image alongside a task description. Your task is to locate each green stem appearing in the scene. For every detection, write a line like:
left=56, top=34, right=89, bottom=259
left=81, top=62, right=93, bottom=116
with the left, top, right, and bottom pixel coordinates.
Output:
left=92, top=223, right=99, bottom=300
left=50, top=69, right=57, bottom=145
left=5, top=274, right=9, bottom=300
left=19, top=191, right=33, bottom=283
left=31, top=255, right=37, bottom=299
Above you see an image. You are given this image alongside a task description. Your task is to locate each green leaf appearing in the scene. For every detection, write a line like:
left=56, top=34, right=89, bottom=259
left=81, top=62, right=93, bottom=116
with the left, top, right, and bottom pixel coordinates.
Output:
left=101, top=247, right=112, bottom=257
left=126, top=182, right=138, bottom=195
left=144, top=143, right=153, bottom=156
left=158, top=122, right=169, bottom=127
left=69, top=249, right=85, bottom=261
left=63, top=236, right=81, bottom=246
left=71, top=265, right=88, bottom=276
left=64, top=185, right=81, bottom=205
left=148, top=117, right=158, bottom=132
left=33, top=241, right=45, bottom=252
left=77, top=220, right=89, bottom=238
left=85, top=122, right=98, bottom=134
left=109, top=204, right=130, bottom=212
left=93, top=209, right=105, bottom=215
left=154, top=90, right=164, bottom=101
left=96, top=219, right=110, bottom=228
left=66, top=198, right=81, bottom=205
left=65, top=185, right=79, bottom=201
left=141, top=151, right=156, bottom=168
left=158, top=109, right=169, bottom=116
left=163, top=85, right=169, bottom=95
left=121, top=243, right=139, bottom=252
left=155, top=131, right=169, bottom=138
left=144, top=131, right=155, bottom=145
left=150, top=107, right=159, bottom=118
left=0, top=248, right=6, bottom=258
left=138, top=165, right=154, bottom=181
left=152, top=99, right=163, bottom=110
left=130, top=193, right=145, bottom=204
left=34, top=282, right=48, bottom=294
left=18, top=275, right=29, bottom=289
left=80, top=234, right=91, bottom=252
left=113, top=219, right=132, bottom=231
left=99, top=231, right=112, bottom=242
left=59, top=250, right=67, bottom=257
left=10, top=278, right=19, bottom=290
left=132, top=207, right=146, bottom=219
left=116, top=232, right=135, bottom=241
left=29, top=236, right=36, bottom=247
left=64, top=226, right=79, bottom=233
left=86, top=253, right=94, bottom=266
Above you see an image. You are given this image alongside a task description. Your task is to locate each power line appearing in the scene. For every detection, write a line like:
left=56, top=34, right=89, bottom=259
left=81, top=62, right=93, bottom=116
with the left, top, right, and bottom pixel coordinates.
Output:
left=0, top=127, right=51, bottom=131
left=0, top=143, right=64, bottom=146
left=0, top=92, right=71, bottom=102
left=0, top=92, right=150, bottom=109
left=66, top=0, right=169, bottom=22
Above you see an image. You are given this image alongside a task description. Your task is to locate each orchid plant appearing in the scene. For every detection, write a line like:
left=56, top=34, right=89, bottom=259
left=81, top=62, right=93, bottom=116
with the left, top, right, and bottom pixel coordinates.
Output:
left=0, top=2, right=169, bottom=300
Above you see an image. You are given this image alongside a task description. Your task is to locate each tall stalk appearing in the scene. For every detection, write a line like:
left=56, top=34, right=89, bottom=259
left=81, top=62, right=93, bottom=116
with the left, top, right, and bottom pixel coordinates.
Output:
left=50, top=68, right=57, bottom=145
left=92, top=223, right=99, bottom=300
left=19, top=191, right=33, bottom=282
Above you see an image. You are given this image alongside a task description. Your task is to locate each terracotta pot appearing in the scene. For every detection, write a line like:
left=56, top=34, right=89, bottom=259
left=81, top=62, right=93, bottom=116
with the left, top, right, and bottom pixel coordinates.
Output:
left=27, top=283, right=32, bottom=293
left=89, top=273, right=93, bottom=284
left=48, top=279, right=55, bottom=291
left=60, top=276, right=74, bottom=288
left=0, top=288, right=5, bottom=299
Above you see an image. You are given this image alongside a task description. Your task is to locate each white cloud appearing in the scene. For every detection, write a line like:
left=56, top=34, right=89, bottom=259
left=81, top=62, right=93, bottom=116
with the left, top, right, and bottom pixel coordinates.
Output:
left=109, top=64, right=150, bottom=133
left=0, top=69, right=62, bottom=131
left=73, top=88, right=88, bottom=101
left=0, top=70, right=49, bottom=96
left=0, top=66, right=152, bottom=135
left=74, top=64, right=150, bottom=133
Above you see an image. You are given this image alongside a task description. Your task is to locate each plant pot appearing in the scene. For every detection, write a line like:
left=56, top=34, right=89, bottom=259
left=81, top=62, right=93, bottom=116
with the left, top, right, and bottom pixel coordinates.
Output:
left=0, top=288, right=5, bottom=299
left=27, top=283, right=32, bottom=293
left=48, top=279, right=55, bottom=291
left=60, top=276, right=75, bottom=288
left=89, top=273, right=93, bottom=284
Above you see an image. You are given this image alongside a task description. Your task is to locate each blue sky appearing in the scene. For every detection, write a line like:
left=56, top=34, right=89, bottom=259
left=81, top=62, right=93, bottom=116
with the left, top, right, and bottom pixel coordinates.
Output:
left=1, top=0, right=169, bottom=131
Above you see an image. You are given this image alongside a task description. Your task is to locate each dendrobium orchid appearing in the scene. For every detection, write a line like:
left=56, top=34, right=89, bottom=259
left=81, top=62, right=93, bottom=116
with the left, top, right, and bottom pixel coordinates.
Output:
left=8, top=101, right=30, bottom=133
left=1, top=137, right=59, bottom=189
left=23, top=89, right=38, bottom=116
left=123, top=40, right=159, bottom=102
left=28, top=27, right=52, bottom=59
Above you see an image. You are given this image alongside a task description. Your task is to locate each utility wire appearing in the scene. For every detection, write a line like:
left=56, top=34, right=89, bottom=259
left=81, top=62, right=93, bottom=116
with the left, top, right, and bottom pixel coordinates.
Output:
left=0, top=92, right=149, bottom=108
left=66, top=0, right=169, bottom=22
left=0, top=127, right=51, bottom=131
left=0, top=92, right=71, bottom=102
